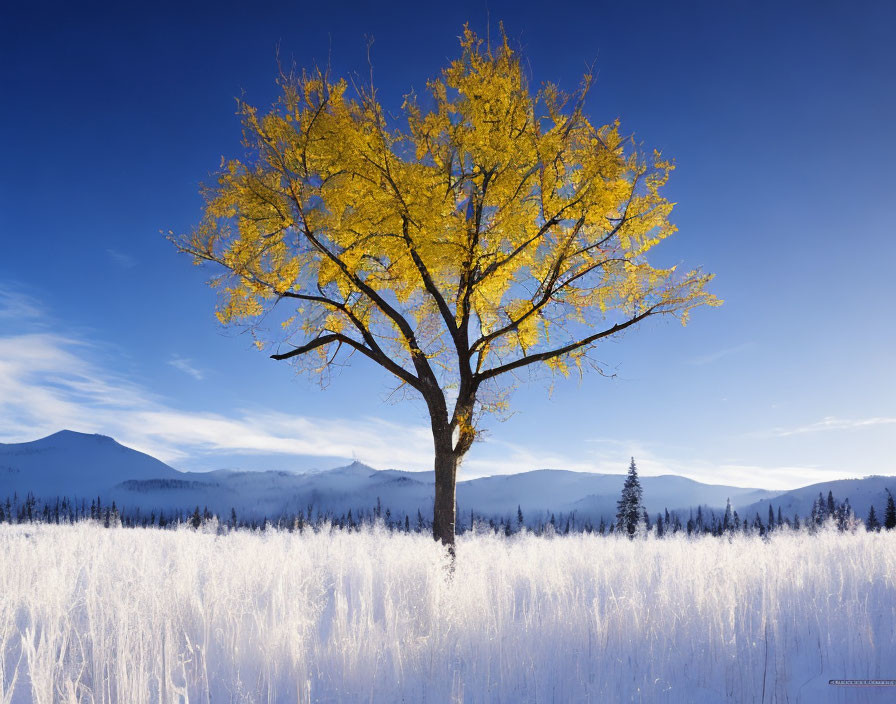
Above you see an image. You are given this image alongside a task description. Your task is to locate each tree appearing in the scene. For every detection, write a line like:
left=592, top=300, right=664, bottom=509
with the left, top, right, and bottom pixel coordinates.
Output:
left=884, top=490, right=896, bottom=531
left=173, top=27, right=718, bottom=551
left=615, top=458, right=644, bottom=537
left=866, top=505, right=880, bottom=532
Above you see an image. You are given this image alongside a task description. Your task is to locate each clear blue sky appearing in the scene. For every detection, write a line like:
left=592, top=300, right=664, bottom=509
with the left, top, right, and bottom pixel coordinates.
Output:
left=2, top=0, right=894, bottom=489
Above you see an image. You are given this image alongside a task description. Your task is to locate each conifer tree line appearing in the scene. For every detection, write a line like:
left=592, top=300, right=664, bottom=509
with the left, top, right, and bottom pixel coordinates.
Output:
left=1, top=473, right=894, bottom=537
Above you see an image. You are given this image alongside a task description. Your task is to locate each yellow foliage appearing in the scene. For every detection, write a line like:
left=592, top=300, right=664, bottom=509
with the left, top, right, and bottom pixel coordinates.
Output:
left=175, top=24, right=719, bottom=434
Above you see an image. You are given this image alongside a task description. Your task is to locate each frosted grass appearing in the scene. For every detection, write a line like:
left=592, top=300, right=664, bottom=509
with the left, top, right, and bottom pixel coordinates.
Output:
left=1, top=524, right=894, bottom=703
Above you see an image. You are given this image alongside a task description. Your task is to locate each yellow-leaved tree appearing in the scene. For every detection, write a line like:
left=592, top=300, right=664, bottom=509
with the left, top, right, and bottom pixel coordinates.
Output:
left=174, top=27, right=719, bottom=551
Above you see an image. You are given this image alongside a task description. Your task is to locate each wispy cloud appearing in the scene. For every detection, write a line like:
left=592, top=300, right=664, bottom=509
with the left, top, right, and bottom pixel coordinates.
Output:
left=0, top=289, right=872, bottom=489
left=106, top=249, right=137, bottom=269
left=0, top=287, right=43, bottom=320
left=168, top=355, right=204, bottom=380
left=0, top=330, right=437, bottom=469
left=688, top=342, right=754, bottom=366
left=768, top=416, right=896, bottom=437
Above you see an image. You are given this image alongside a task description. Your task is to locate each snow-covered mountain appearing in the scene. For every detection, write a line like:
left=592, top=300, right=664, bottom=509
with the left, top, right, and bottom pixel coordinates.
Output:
left=0, top=430, right=182, bottom=498
left=12, top=430, right=888, bottom=524
left=738, top=475, right=896, bottom=524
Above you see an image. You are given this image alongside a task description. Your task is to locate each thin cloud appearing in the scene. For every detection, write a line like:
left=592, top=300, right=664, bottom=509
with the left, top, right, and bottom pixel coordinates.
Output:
left=168, top=355, right=205, bottom=380
left=0, top=295, right=876, bottom=489
left=769, top=416, right=896, bottom=437
left=688, top=342, right=754, bottom=366
left=0, top=286, right=43, bottom=320
left=0, top=331, right=437, bottom=470
left=106, top=249, right=137, bottom=269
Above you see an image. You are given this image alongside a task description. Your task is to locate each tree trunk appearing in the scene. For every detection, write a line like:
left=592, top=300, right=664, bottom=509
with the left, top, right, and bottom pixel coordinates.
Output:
left=432, top=436, right=458, bottom=555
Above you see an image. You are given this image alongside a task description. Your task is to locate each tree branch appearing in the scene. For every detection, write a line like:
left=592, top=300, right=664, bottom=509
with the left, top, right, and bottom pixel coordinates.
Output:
left=474, top=305, right=661, bottom=383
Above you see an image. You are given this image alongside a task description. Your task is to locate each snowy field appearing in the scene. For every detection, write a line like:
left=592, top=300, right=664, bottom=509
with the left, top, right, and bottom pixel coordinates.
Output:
left=1, top=524, right=895, bottom=703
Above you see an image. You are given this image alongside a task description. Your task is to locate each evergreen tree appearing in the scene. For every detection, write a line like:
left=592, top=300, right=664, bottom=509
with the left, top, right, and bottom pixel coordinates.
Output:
left=615, top=458, right=644, bottom=538
left=723, top=498, right=732, bottom=533
left=768, top=505, right=775, bottom=532
left=191, top=506, right=202, bottom=529
left=866, top=505, right=880, bottom=532
left=884, top=491, right=896, bottom=531
left=517, top=505, right=524, bottom=530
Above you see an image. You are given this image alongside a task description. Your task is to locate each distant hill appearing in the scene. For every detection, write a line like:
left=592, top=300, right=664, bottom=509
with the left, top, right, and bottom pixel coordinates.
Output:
left=0, top=430, right=181, bottom=498
left=5, top=430, right=892, bottom=525
left=738, top=475, right=896, bottom=524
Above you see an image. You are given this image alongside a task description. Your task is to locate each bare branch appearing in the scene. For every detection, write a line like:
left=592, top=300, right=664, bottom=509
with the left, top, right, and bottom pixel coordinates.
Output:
left=474, top=305, right=661, bottom=383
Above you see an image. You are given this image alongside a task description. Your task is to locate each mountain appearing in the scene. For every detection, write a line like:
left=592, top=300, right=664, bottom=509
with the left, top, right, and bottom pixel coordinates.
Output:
left=456, top=469, right=779, bottom=522
left=738, top=475, right=896, bottom=525
left=0, top=430, right=182, bottom=499
left=6, top=430, right=891, bottom=526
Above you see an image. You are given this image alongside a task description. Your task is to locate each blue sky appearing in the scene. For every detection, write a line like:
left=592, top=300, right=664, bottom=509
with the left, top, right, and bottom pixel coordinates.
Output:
left=1, top=0, right=894, bottom=489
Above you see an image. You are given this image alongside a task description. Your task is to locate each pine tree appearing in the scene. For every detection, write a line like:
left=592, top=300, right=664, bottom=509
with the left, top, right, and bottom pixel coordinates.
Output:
left=768, top=505, right=775, bottom=532
left=723, top=498, right=732, bottom=533
left=615, top=458, right=644, bottom=537
left=883, top=491, right=896, bottom=531
left=191, top=506, right=202, bottom=529
left=866, top=505, right=880, bottom=532
left=517, top=505, right=524, bottom=530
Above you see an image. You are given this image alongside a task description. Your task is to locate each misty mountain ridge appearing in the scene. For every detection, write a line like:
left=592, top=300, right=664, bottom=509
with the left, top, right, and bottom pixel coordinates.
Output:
left=2, top=430, right=893, bottom=524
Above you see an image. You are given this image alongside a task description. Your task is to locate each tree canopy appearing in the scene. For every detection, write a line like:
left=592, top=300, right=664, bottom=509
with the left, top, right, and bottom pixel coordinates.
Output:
left=174, top=26, right=719, bottom=547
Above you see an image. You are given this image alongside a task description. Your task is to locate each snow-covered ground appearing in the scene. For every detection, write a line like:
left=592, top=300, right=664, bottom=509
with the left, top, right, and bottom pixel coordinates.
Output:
left=1, top=524, right=894, bottom=703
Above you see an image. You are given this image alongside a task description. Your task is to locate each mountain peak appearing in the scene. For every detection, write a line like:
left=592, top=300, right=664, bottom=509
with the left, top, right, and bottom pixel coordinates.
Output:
left=44, top=429, right=117, bottom=443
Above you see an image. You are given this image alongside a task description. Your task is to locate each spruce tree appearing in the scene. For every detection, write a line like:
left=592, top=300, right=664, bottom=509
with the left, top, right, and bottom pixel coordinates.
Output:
left=866, top=505, right=880, bottom=532
left=615, top=457, right=644, bottom=538
left=884, top=491, right=896, bottom=531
